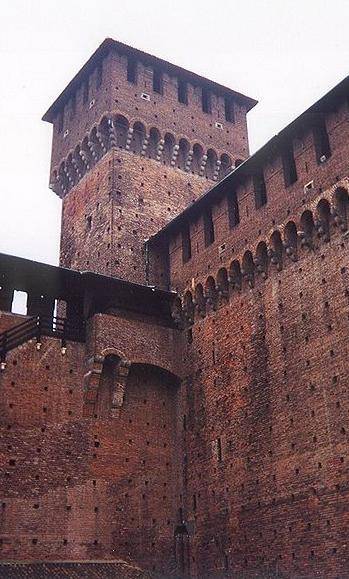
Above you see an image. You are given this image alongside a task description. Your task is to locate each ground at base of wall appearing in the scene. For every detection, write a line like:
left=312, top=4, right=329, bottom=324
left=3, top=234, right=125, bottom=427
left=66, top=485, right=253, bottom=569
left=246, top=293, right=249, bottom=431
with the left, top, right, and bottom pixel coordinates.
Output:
left=0, top=560, right=153, bottom=579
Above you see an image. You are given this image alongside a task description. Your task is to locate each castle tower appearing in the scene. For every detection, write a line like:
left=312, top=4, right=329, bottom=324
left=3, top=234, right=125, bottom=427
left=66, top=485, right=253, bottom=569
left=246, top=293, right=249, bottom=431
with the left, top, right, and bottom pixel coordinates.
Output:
left=43, top=38, right=257, bottom=283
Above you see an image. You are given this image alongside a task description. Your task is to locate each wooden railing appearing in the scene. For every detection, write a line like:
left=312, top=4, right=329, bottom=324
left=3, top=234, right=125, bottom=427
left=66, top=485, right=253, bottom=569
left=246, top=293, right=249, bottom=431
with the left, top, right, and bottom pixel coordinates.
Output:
left=0, top=315, right=85, bottom=363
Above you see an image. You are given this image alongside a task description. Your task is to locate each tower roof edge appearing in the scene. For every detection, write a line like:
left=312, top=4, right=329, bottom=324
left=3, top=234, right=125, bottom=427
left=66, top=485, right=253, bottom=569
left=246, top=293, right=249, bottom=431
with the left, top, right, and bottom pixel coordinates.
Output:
left=42, top=37, right=258, bottom=123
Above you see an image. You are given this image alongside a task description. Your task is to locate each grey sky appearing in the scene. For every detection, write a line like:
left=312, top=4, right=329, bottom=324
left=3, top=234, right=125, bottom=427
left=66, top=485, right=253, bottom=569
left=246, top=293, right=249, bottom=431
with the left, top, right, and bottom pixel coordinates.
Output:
left=1, top=0, right=349, bottom=266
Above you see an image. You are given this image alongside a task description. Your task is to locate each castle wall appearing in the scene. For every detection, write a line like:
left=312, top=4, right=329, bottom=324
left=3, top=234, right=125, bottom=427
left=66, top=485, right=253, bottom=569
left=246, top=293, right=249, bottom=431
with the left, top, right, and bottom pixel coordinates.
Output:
left=165, top=99, right=349, bottom=292
left=0, top=311, right=183, bottom=577
left=87, top=313, right=184, bottom=378
left=5, top=38, right=349, bottom=578
left=147, top=94, right=349, bottom=577
left=178, top=229, right=349, bottom=577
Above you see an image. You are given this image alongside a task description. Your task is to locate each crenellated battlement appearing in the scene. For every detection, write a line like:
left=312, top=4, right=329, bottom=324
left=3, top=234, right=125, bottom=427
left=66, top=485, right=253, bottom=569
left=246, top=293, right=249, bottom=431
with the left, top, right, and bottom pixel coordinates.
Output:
left=50, top=111, right=237, bottom=198
left=171, top=178, right=349, bottom=324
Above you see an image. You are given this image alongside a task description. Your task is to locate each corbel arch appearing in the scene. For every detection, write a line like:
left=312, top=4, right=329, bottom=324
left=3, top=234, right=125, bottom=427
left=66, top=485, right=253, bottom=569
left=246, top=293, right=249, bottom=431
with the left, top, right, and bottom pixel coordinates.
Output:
left=83, top=349, right=131, bottom=417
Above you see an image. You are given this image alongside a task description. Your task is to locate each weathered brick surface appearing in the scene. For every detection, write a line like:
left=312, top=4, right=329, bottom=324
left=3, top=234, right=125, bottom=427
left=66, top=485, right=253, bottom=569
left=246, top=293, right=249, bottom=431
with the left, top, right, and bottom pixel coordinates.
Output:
left=177, top=231, right=349, bottom=577
left=59, top=148, right=208, bottom=283
left=87, top=313, right=184, bottom=377
left=0, top=313, right=183, bottom=576
left=165, top=99, right=349, bottom=293
left=49, top=48, right=250, bottom=172
left=2, top=40, right=349, bottom=579
left=153, top=93, right=349, bottom=577
left=0, top=560, right=152, bottom=578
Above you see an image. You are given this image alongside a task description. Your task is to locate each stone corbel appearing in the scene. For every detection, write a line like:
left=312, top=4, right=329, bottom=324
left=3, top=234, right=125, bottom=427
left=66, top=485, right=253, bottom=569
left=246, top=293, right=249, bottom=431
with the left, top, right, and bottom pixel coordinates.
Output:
left=111, top=360, right=131, bottom=414
left=213, top=159, right=221, bottom=181
left=71, top=156, right=82, bottom=180
left=156, top=139, right=165, bottom=161
left=108, top=119, right=117, bottom=148
left=79, top=149, right=90, bottom=170
left=83, top=354, right=131, bottom=417
left=140, top=137, right=149, bottom=157
left=185, top=150, right=193, bottom=173
left=125, top=128, right=134, bottom=151
left=170, top=144, right=180, bottom=166
left=96, top=130, right=107, bottom=154
left=199, top=155, right=208, bottom=176
left=63, top=164, right=73, bottom=185
left=87, top=140, right=99, bottom=161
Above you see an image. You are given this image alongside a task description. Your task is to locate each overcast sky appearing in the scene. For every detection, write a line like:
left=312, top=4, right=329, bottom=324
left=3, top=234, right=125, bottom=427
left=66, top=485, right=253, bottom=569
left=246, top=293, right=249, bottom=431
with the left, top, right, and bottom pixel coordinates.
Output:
left=1, top=0, right=349, bottom=267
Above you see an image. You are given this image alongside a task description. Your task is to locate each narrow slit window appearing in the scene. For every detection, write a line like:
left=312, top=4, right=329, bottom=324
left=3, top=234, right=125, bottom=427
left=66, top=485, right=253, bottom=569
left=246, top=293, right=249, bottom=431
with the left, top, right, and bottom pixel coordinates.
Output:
left=313, top=116, right=331, bottom=163
left=96, top=62, right=103, bottom=89
left=224, top=97, right=235, bottom=122
left=204, top=207, right=215, bottom=246
left=127, top=58, right=137, bottom=84
left=153, top=69, right=163, bottom=94
left=178, top=80, right=188, bottom=104
left=254, top=172, right=267, bottom=209
left=182, top=223, right=192, bottom=263
left=228, top=191, right=240, bottom=228
left=202, top=87, right=211, bottom=114
left=57, top=112, right=63, bottom=134
left=217, top=437, right=222, bottom=462
left=282, top=143, right=298, bottom=187
left=83, top=81, right=89, bottom=104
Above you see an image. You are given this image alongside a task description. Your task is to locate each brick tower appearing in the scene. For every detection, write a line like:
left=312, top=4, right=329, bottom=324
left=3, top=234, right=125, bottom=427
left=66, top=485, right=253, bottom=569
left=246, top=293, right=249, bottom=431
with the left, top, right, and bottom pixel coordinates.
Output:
left=43, top=38, right=256, bottom=284
left=2, top=38, right=349, bottom=579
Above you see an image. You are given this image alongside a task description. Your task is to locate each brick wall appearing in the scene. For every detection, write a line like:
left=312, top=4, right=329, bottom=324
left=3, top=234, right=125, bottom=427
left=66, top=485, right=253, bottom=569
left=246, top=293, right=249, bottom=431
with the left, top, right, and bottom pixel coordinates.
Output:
left=164, top=98, right=349, bottom=293
left=59, top=148, right=207, bottom=283
left=50, top=48, right=250, bottom=172
left=177, top=228, right=349, bottom=577
left=48, top=41, right=254, bottom=285
left=0, top=311, right=183, bottom=577
left=149, top=94, right=349, bottom=577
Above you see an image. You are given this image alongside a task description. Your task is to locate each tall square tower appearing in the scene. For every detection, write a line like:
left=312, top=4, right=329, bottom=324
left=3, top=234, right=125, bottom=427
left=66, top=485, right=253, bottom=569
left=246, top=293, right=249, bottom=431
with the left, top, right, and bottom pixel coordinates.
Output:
left=43, top=38, right=256, bottom=283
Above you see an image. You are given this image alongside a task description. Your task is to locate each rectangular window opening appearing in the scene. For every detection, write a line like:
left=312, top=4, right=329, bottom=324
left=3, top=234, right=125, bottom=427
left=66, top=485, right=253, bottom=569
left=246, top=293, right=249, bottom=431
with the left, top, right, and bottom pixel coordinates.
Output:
left=204, top=207, right=215, bottom=246
left=182, top=224, right=192, bottom=263
left=11, top=290, right=28, bottom=316
left=153, top=69, right=163, bottom=94
left=127, top=58, right=137, bottom=84
left=224, top=96, right=235, bottom=122
left=282, top=143, right=298, bottom=187
left=178, top=80, right=188, bottom=104
left=253, top=172, right=267, bottom=209
left=202, top=87, right=211, bottom=114
left=228, top=192, right=240, bottom=228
